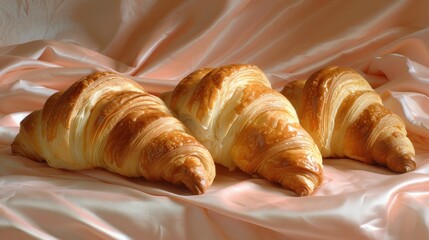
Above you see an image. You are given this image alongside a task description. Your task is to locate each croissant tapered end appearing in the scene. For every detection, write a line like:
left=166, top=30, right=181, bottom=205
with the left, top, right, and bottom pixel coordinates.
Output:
left=387, top=153, right=416, bottom=173
left=296, top=188, right=311, bottom=197
left=280, top=171, right=323, bottom=197
left=294, top=186, right=311, bottom=197
left=11, top=110, right=44, bottom=162
left=173, top=157, right=212, bottom=195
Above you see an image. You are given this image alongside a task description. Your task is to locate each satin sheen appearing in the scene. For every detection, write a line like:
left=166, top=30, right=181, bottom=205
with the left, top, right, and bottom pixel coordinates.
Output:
left=1, top=1, right=429, bottom=239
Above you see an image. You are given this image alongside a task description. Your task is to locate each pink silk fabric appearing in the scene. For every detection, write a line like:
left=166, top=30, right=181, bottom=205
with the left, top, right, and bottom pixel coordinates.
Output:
left=1, top=1, right=429, bottom=239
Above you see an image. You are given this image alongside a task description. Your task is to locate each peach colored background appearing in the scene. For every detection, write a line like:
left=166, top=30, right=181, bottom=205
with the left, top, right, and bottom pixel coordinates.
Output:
left=1, top=1, right=429, bottom=239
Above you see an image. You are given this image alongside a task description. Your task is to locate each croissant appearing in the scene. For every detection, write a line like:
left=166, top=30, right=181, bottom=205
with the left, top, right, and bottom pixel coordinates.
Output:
left=161, top=64, right=324, bottom=196
left=281, top=66, right=416, bottom=173
left=11, top=72, right=215, bottom=194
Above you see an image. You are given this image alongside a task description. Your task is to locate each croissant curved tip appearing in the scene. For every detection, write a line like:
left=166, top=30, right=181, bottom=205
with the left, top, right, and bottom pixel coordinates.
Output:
left=295, top=187, right=311, bottom=197
left=388, top=154, right=416, bottom=173
left=277, top=169, right=322, bottom=197
left=187, top=182, right=208, bottom=195
left=174, top=159, right=212, bottom=195
left=395, top=161, right=416, bottom=173
left=181, top=172, right=209, bottom=195
left=404, top=166, right=413, bottom=173
left=282, top=178, right=316, bottom=197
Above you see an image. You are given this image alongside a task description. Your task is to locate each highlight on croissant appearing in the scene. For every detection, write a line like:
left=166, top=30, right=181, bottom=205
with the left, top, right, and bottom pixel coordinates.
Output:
left=11, top=64, right=416, bottom=196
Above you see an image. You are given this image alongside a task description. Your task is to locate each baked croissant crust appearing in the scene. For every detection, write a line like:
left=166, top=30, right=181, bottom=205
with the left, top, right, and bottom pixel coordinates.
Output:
left=281, top=66, right=416, bottom=173
left=11, top=72, right=215, bottom=194
left=162, top=64, right=323, bottom=196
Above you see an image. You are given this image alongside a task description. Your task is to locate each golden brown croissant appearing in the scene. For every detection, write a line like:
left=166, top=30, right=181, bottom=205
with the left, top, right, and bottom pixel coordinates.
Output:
left=161, top=64, right=324, bottom=196
left=281, top=66, right=416, bottom=173
left=11, top=72, right=215, bottom=194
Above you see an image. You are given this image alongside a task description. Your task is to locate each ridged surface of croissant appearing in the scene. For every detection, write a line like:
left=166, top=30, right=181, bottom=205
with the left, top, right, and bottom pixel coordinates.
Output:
left=281, top=66, right=416, bottom=173
left=11, top=72, right=216, bottom=194
left=162, top=64, right=323, bottom=196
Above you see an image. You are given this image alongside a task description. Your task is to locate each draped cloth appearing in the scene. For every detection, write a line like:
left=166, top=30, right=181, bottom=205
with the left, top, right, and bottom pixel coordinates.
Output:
left=1, top=1, right=429, bottom=239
